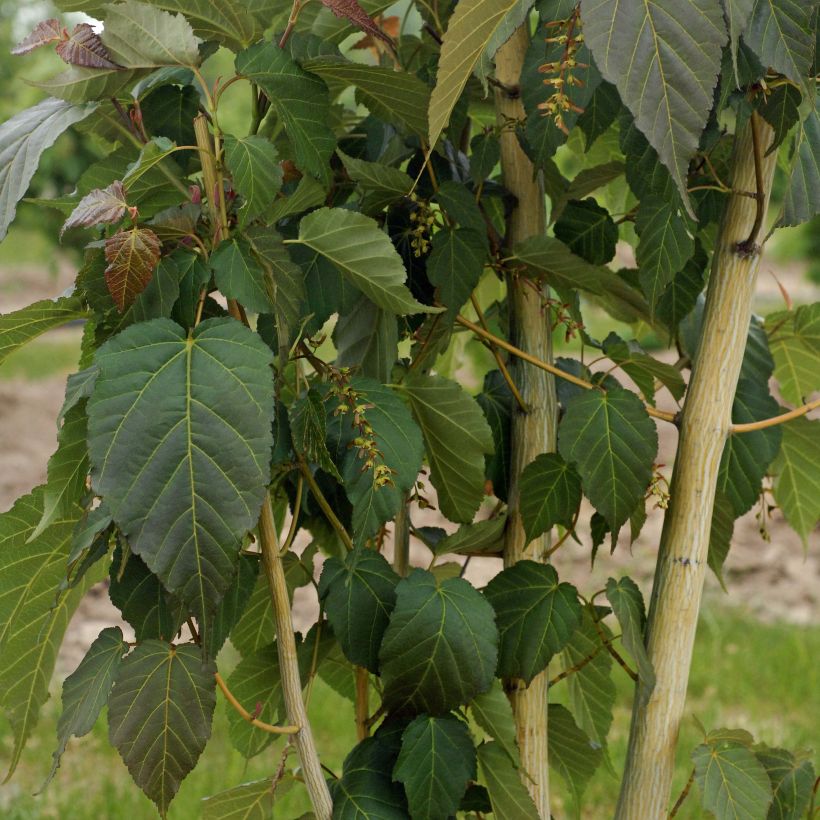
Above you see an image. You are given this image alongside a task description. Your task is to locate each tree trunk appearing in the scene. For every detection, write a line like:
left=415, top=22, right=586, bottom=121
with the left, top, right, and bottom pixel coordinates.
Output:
left=494, top=25, right=558, bottom=819
left=616, top=114, right=777, bottom=819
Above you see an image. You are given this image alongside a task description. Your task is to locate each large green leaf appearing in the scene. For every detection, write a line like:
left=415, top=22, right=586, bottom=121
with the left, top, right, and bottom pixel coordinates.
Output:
left=484, top=561, right=582, bottom=684
left=0, top=491, right=102, bottom=781
left=745, top=0, right=815, bottom=85
left=548, top=703, right=603, bottom=807
left=318, top=547, right=399, bottom=673
left=476, top=741, right=540, bottom=819
left=718, top=378, right=782, bottom=516
left=229, top=574, right=275, bottom=657
left=337, top=150, right=413, bottom=215
left=772, top=417, right=820, bottom=547
left=561, top=608, right=616, bottom=751
left=580, top=0, right=726, bottom=212
left=293, top=208, right=432, bottom=315
left=87, top=318, right=274, bottom=620
left=332, top=737, right=408, bottom=818
left=0, top=296, right=87, bottom=366
left=109, top=641, right=216, bottom=814
left=202, top=777, right=282, bottom=820
left=428, top=0, right=521, bottom=148
left=211, top=237, right=275, bottom=315
left=379, top=569, right=498, bottom=714
left=32, top=67, right=142, bottom=104
left=755, top=746, right=815, bottom=820
left=0, top=98, right=97, bottom=240
left=427, top=227, right=487, bottom=324
left=605, top=577, right=655, bottom=700
left=553, top=199, right=618, bottom=266
left=434, top=514, right=507, bottom=557
left=758, top=84, right=802, bottom=155
left=334, top=297, right=398, bottom=385
left=635, top=195, right=695, bottom=313
left=558, top=387, right=658, bottom=534
left=47, top=627, right=129, bottom=786
left=101, top=0, right=201, bottom=68
left=401, top=373, right=495, bottom=523
left=469, top=680, right=519, bottom=766
left=305, top=59, right=430, bottom=139
left=393, top=715, right=476, bottom=819
left=766, top=303, right=820, bottom=404
left=782, top=106, right=820, bottom=227
left=224, top=135, right=283, bottom=227
left=692, top=736, right=773, bottom=820
left=512, top=234, right=613, bottom=294
left=519, top=452, right=582, bottom=543
left=236, top=43, right=335, bottom=185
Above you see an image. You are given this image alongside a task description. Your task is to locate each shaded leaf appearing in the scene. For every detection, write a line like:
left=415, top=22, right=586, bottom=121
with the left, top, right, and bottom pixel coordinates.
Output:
left=427, top=227, right=487, bottom=323
left=337, top=149, right=412, bottom=214
left=469, top=680, right=519, bottom=766
left=601, top=332, right=687, bottom=404
left=334, top=297, right=398, bottom=384
left=484, top=561, right=582, bottom=684
left=104, top=227, right=161, bottom=312
left=553, top=198, right=618, bottom=266
left=332, top=737, right=408, bottom=818
left=211, top=237, right=275, bottom=315
left=781, top=104, right=820, bottom=227
left=108, top=642, right=216, bottom=814
left=207, top=554, right=259, bottom=658
left=477, top=370, right=513, bottom=502
left=708, top=489, right=736, bottom=590
left=513, top=234, right=614, bottom=294
left=224, top=135, right=283, bottom=227
left=434, top=514, right=507, bottom=557
left=230, top=575, right=275, bottom=657
left=756, top=746, right=815, bottom=820
left=380, top=569, right=498, bottom=714
left=291, top=388, right=341, bottom=480
left=758, top=84, right=802, bottom=155
left=477, top=741, right=540, bottom=819
left=519, top=452, right=582, bottom=543
left=547, top=703, right=603, bottom=806
left=605, top=577, right=655, bottom=700
left=745, top=0, right=815, bottom=85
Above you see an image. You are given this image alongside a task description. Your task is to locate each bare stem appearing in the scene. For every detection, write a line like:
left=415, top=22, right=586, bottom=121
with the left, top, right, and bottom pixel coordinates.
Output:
left=354, top=667, right=370, bottom=741
left=298, top=459, right=354, bottom=552
left=669, top=769, right=695, bottom=817
left=215, top=672, right=299, bottom=735
left=731, top=397, right=820, bottom=433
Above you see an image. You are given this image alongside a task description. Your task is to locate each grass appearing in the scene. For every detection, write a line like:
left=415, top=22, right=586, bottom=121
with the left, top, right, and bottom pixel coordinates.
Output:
left=0, top=334, right=82, bottom=381
left=0, top=608, right=816, bottom=819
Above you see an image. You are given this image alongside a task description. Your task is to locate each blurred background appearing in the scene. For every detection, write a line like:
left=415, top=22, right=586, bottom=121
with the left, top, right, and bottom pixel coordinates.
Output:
left=0, top=2, right=817, bottom=817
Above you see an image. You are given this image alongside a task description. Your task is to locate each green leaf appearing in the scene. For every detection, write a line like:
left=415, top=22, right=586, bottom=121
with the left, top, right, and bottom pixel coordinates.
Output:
left=201, top=777, right=275, bottom=820
left=519, top=453, right=582, bottom=543
left=0, top=296, right=87, bottom=367
left=755, top=746, right=815, bottom=820
left=605, top=577, right=655, bottom=700
left=709, top=489, right=736, bottom=590
left=223, top=135, right=283, bottom=227
left=109, top=641, right=216, bottom=814
left=172, top=250, right=211, bottom=329
left=236, top=43, right=335, bottom=185
left=636, top=195, right=695, bottom=313
left=211, top=237, right=275, bottom=315
left=427, top=227, right=487, bottom=324
left=782, top=105, right=820, bottom=227
left=46, top=627, right=128, bottom=786
left=434, top=514, right=507, bottom=557
left=318, top=547, right=399, bottom=673
left=469, top=680, right=519, bottom=766
left=745, top=0, right=815, bottom=85
left=558, top=387, right=658, bottom=535
left=401, top=373, right=495, bottom=523
left=32, top=66, right=142, bottom=104
left=477, top=370, right=513, bottom=502
left=561, top=608, right=616, bottom=750
left=207, top=554, right=258, bottom=657
left=512, top=235, right=615, bottom=294
left=294, top=207, right=433, bottom=315
left=379, top=569, right=498, bottom=714
left=394, top=715, right=476, bottom=819
left=718, top=378, right=782, bottom=516
left=0, top=491, right=102, bottom=780
left=337, top=149, right=413, bottom=214
left=305, top=58, right=430, bottom=139
left=553, top=199, right=618, bottom=266
left=332, top=737, right=408, bottom=818
left=772, top=417, right=820, bottom=547
left=692, top=737, right=773, bottom=820
left=758, top=84, right=802, bottom=155
left=722, top=0, right=756, bottom=82
left=293, top=387, right=340, bottom=475
left=547, top=703, right=603, bottom=807
left=656, top=247, right=708, bottom=333
left=477, top=741, right=540, bottom=820
left=87, top=318, right=274, bottom=620
left=30, top=403, right=89, bottom=540
left=229, top=575, right=275, bottom=657
left=470, top=132, right=500, bottom=183
left=766, top=303, right=820, bottom=403
left=580, top=0, right=726, bottom=213
left=127, top=252, right=185, bottom=324
left=484, top=561, right=582, bottom=684
left=428, top=0, right=523, bottom=149
left=142, top=84, right=199, bottom=149
left=0, top=97, right=97, bottom=241
left=601, top=332, right=687, bottom=404
left=225, top=644, right=283, bottom=758
left=334, top=297, right=398, bottom=384
left=576, top=81, right=622, bottom=151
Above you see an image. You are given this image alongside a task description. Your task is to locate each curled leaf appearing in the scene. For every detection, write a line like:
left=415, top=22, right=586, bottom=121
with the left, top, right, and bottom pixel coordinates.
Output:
left=11, top=19, right=64, bottom=56
left=104, top=227, right=161, bottom=311
left=319, top=0, right=392, bottom=47
left=56, top=23, right=121, bottom=69
left=62, top=181, right=131, bottom=237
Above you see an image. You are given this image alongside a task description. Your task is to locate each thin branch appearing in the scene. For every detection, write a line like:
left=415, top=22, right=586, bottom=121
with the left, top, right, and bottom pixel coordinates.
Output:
left=668, top=768, right=695, bottom=817
left=280, top=474, right=304, bottom=556
left=279, top=0, right=303, bottom=49
left=456, top=315, right=679, bottom=424
left=736, top=111, right=766, bottom=255
left=731, top=397, right=820, bottom=433
left=590, top=607, right=638, bottom=682
left=298, top=459, right=354, bottom=552
left=545, top=509, right=580, bottom=558
left=215, top=672, right=299, bottom=735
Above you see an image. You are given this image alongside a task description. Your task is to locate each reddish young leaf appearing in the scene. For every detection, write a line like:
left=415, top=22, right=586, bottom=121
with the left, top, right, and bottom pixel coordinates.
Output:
left=56, top=23, right=121, bottom=69
left=319, top=0, right=393, bottom=47
left=62, top=181, right=131, bottom=237
left=11, top=19, right=65, bottom=56
left=104, top=227, right=161, bottom=311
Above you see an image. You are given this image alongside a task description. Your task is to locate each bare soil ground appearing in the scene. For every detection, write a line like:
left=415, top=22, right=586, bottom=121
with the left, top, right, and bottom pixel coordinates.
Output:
left=0, top=255, right=817, bottom=677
